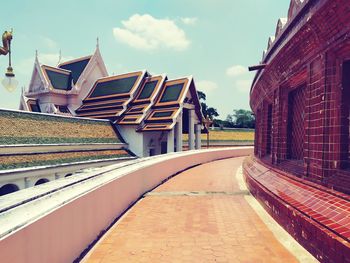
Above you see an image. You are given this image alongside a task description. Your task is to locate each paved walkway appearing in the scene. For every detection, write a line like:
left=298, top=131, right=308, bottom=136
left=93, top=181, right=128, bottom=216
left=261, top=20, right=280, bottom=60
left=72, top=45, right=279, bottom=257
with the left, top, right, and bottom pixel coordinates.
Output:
left=83, top=157, right=306, bottom=262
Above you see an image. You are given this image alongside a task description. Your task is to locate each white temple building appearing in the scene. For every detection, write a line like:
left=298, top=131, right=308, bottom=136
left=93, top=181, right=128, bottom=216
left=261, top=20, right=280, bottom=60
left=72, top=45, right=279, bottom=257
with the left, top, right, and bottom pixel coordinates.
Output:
left=19, top=45, right=203, bottom=157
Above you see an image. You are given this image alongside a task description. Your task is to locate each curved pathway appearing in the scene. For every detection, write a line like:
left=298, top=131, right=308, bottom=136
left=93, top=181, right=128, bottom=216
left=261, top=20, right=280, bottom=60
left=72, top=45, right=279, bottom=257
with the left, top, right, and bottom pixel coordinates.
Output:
left=83, top=157, right=314, bottom=263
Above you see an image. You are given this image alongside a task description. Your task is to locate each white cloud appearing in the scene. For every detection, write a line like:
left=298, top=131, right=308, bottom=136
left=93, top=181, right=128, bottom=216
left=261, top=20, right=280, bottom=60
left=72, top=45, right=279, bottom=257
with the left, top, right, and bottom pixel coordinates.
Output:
left=40, top=36, right=57, bottom=49
left=226, top=64, right=252, bottom=93
left=40, top=53, right=73, bottom=66
left=196, top=80, right=218, bottom=93
left=181, top=17, right=198, bottom=25
left=226, top=65, right=247, bottom=77
left=113, top=14, right=190, bottom=51
left=17, top=53, right=73, bottom=76
left=235, top=79, right=252, bottom=93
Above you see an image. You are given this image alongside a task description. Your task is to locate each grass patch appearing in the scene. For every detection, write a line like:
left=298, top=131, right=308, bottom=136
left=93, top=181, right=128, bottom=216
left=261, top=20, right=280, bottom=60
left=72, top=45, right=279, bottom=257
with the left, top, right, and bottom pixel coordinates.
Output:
left=183, top=129, right=255, bottom=142
left=0, top=154, right=131, bottom=170
left=0, top=137, right=120, bottom=145
left=0, top=109, right=109, bottom=126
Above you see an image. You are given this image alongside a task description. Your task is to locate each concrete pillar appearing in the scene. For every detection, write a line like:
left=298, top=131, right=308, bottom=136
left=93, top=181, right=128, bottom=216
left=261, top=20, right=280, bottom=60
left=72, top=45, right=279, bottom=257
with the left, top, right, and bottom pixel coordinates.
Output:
left=176, top=115, right=183, bottom=152
left=195, top=124, right=201, bottom=149
left=189, top=109, right=195, bottom=150
left=167, top=128, right=175, bottom=153
left=24, top=177, right=31, bottom=188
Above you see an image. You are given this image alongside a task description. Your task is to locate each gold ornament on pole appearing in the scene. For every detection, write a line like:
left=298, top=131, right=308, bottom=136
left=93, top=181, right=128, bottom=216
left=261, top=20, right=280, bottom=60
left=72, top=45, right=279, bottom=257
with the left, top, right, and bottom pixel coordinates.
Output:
left=202, top=116, right=213, bottom=149
left=1, top=29, right=18, bottom=92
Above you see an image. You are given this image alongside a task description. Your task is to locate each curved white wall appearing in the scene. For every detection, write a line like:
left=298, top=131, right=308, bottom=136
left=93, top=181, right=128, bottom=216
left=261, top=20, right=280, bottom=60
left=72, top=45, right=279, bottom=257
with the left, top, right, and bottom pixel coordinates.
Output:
left=0, top=147, right=253, bottom=263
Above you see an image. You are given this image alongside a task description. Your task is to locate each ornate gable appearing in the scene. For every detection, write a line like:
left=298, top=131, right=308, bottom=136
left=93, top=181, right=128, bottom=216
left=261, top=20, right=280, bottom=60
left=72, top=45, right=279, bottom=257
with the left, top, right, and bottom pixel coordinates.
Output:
left=288, top=0, right=304, bottom=21
left=267, top=36, right=275, bottom=50
left=27, top=56, right=47, bottom=93
left=275, top=18, right=288, bottom=38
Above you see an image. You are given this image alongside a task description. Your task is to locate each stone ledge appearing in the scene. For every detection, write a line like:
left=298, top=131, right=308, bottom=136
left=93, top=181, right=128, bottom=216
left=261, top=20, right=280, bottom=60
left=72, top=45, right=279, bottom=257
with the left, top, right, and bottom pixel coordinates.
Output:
left=243, top=156, right=350, bottom=263
left=0, top=157, right=136, bottom=182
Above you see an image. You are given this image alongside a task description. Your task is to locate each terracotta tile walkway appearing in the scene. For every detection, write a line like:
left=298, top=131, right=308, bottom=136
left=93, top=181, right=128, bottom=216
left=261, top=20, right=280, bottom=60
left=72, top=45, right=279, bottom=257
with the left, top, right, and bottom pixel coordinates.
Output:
left=245, top=157, right=350, bottom=241
left=83, top=157, right=298, bottom=263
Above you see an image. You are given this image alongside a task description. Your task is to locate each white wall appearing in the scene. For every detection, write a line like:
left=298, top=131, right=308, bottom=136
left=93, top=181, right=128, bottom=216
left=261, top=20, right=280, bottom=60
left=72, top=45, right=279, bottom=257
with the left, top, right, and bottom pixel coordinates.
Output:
left=143, top=131, right=168, bottom=156
left=0, top=147, right=254, bottom=263
left=118, top=125, right=144, bottom=157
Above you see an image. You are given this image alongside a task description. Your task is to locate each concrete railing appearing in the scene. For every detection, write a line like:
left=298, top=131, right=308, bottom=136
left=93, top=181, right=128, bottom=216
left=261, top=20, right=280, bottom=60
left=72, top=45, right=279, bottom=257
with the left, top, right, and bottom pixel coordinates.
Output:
left=0, top=147, right=253, bottom=263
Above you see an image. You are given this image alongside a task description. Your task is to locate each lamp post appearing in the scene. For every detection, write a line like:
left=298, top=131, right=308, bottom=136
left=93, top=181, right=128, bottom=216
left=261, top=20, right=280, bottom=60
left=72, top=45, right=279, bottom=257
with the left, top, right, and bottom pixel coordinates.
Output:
left=202, top=116, right=213, bottom=149
left=0, top=30, right=18, bottom=92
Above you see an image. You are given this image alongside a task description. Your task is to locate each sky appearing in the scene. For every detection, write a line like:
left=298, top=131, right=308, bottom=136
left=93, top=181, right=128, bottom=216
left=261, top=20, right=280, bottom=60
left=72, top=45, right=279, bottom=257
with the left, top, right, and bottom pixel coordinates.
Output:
left=0, top=0, right=290, bottom=118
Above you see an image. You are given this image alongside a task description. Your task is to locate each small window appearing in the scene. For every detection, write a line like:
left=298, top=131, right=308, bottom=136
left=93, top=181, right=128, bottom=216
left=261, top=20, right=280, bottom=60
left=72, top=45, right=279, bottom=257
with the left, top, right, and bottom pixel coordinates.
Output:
left=266, top=104, right=273, bottom=155
left=149, top=148, right=155, bottom=156
left=137, top=80, right=158, bottom=100
left=152, top=111, right=174, bottom=118
left=90, top=75, right=139, bottom=98
left=287, top=85, right=306, bottom=160
left=159, top=84, right=184, bottom=103
left=29, top=102, right=41, bottom=112
left=57, top=105, right=70, bottom=113
left=0, top=184, right=19, bottom=196
left=35, top=178, right=49, bottom=185
left=161, top=142, right=168, bottom=154
left=341, top=60, right=350, bottom=168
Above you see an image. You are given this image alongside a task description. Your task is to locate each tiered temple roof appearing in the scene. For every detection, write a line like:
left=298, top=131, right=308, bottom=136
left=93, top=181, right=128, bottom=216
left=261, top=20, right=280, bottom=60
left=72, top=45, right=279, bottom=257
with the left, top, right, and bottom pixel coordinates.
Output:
left=118, top=75, right=165, bottom=125
left=138, top=77, right=200, bottom=131
left=58, top=56, right=92, bottom=84
left=20, top=46, right=108, bottom=115
left=75, top=71, right=146, bottom=120
left=22, top=46, right=203, bottom=132
left=75, top=70, right=201, bottom=132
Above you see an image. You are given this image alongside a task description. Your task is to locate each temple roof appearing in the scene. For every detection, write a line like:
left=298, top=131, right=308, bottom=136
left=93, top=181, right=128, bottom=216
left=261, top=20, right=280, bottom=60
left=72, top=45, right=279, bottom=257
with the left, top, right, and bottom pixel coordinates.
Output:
left=23, top=47, right=203, bottom=131
left=86, top=71, right=144, bottom=101
left=76, top=71, right=202, bottom=131
left=118, top=75, right=165, bottom=125
left=58, top=56, right=92, bottom=84
left=41, top=65, right=73, bottom=91
left=75, top=71, right=146, bottom=120
left=138, top=77, right=202, bottom=132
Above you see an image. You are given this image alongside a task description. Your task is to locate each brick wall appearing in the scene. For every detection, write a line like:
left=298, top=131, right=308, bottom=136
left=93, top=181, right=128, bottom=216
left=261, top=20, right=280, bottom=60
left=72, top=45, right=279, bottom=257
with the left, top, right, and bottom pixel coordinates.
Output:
left=250, top=0, right=350, bottom=193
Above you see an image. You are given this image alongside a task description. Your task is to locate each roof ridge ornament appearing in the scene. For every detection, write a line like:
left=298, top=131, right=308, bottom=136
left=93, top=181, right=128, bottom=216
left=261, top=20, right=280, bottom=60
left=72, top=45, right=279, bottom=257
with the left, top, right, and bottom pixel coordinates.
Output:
left=96, top=37, right=99, bottom=49
left=57, top=49, right=62, bottom=65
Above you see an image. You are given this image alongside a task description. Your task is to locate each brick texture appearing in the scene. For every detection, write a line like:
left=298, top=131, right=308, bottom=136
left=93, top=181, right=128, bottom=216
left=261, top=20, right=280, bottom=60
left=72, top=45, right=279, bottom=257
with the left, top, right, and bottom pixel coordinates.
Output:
left=251, top=0, right=350, bottom=193
left=243, top=156, right=350, bottom=263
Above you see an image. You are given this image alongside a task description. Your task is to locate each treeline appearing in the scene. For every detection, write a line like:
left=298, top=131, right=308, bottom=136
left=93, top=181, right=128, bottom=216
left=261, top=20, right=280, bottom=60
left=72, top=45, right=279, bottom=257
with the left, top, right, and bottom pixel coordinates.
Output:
left=198, top=91, right=255, bottom=129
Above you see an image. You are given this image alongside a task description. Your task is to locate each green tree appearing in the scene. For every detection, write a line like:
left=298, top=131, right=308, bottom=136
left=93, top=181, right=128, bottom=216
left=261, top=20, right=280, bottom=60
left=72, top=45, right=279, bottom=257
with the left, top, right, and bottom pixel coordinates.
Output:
left=227, top=109, right=255, bottom=128
left=197, top=90, right=219, bottom=119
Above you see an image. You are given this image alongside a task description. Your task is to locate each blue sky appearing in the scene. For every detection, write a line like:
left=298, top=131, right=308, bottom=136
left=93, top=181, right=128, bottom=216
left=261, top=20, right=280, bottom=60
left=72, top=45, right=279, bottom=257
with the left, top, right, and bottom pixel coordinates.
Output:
left=0, top=0, right=290, bottom=118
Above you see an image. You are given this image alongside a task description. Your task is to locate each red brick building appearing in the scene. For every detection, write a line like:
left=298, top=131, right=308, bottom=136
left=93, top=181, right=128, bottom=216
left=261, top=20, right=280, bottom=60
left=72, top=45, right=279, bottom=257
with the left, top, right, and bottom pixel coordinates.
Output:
left=251, top=0, right=350, bottom=193
left=244, top=0, right=350, bottom=261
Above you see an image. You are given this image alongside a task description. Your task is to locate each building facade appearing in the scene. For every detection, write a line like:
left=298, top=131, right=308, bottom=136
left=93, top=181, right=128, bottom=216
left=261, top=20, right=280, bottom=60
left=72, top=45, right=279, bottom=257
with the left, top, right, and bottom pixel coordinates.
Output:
left=19, top=46, right=203, bottom=157
left=251, top=0, right=350, bottom=193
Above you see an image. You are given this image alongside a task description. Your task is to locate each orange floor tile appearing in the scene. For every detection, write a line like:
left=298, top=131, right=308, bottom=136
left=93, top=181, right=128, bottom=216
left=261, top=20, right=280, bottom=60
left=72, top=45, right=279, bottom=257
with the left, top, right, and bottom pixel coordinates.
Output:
left=83, top=157, right=298, bottom=263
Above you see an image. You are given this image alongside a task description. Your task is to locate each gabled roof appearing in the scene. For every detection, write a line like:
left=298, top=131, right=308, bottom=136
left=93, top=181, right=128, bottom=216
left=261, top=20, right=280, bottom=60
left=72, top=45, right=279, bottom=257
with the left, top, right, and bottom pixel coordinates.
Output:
left=41, top=65, right=73, bottom=91
left=26, top=55, right=49, bottom=94
left=154, top=78, right=190, bottom=107
left=133, top=75, right=164, bottom=103
left=118, top=75, right=165, bottom=125
left=58, top=55, right=92, bottom=84
left=288, top=0, right=305, bottom=21
left=138, top=77, right=203, bottom=132
left=75, top=71, right=147, bottom=120
left=275, top=18, right=288, bottom=38
left=84, top=71, right=145, bottom=101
